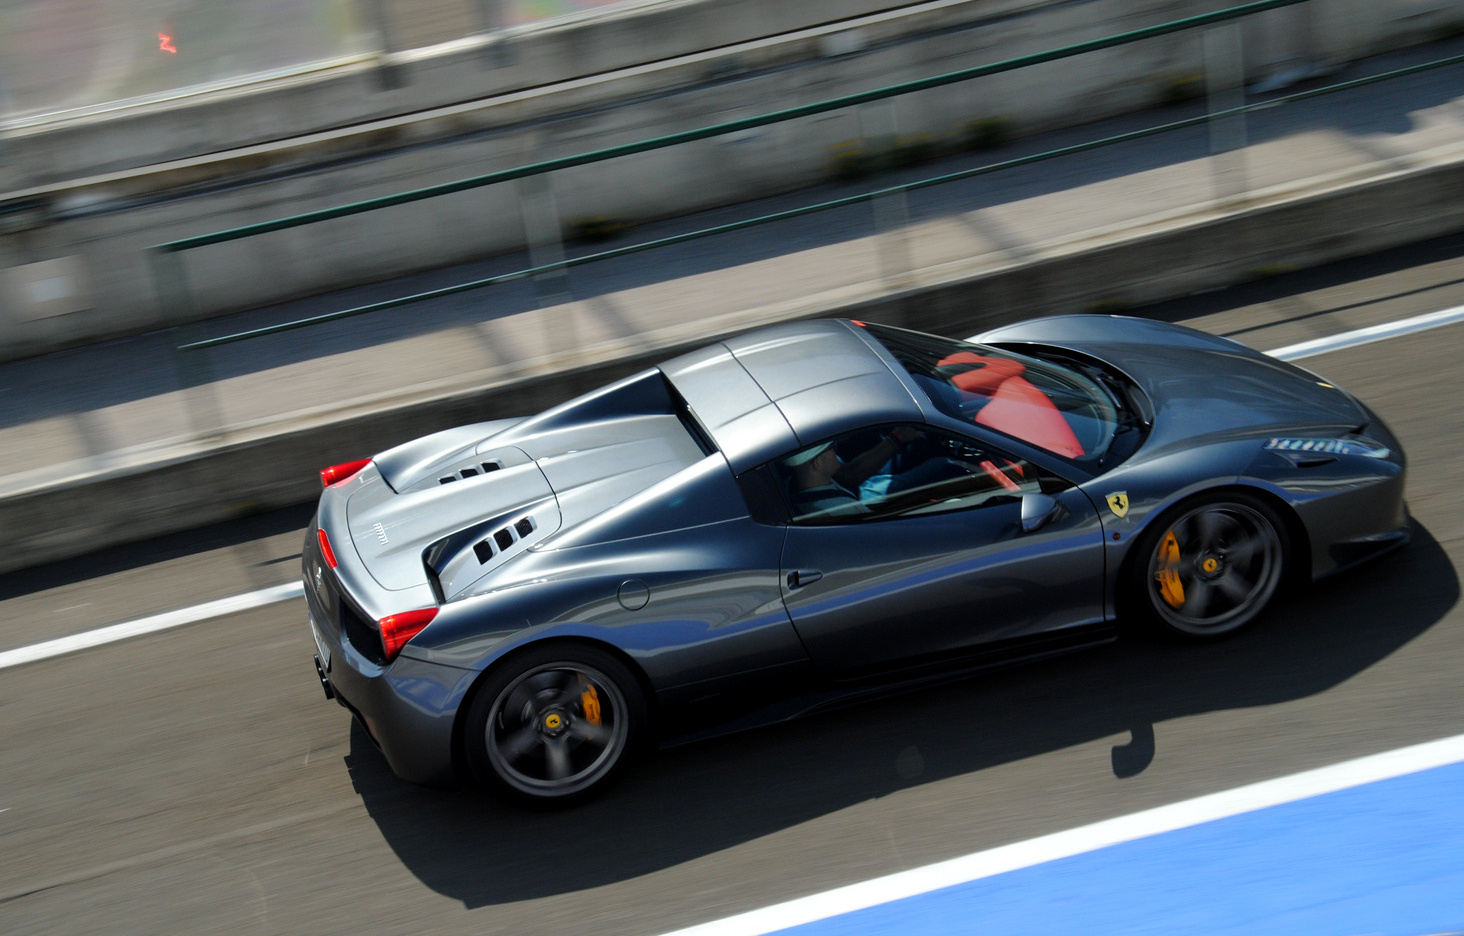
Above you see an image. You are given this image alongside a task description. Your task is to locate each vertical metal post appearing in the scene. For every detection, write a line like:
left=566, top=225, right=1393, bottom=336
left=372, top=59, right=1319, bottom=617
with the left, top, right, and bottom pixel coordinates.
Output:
left=517, top=171, right=576, bottom=353
left=360, top=0, right=396, bottom=52
left=0, top=68, right=7, bottom=167
left=860, top=100, right=912, bottom=286
left=474, top=0, right=505, bottom=31
left=150, top=247, right=223, bottom=439
left=872, top=183, right=912, bottom=286
left=1204, top=22, right=1248, bottom=202
left=359, top=0, right=404, bottom=89
left=519, top=174, right=570, bottom=304
left=474, top=0, right=514, bottom=66
left=1345, top=0, right=1372, bottom=62
left=0, top=66, right=11, bottom=178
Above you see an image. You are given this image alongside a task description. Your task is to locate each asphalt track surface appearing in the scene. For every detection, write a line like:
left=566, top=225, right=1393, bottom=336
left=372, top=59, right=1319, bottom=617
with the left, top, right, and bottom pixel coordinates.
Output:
left=4, top=233, right=1464, bottom=934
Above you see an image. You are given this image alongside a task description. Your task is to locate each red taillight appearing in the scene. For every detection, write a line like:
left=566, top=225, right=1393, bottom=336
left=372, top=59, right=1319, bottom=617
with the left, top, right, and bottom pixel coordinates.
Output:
left=379, top=607, right=438, bottom=662
left=321, top=458, right=372, bottom=487
left=316, top=528, right=338, bottom=569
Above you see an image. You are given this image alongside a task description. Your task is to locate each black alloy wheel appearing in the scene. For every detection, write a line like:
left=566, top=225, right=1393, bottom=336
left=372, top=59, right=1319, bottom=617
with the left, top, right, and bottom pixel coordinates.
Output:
left=465, top=643, right=646, bottom=806
left=1133, top=492, right=1289, bottom=640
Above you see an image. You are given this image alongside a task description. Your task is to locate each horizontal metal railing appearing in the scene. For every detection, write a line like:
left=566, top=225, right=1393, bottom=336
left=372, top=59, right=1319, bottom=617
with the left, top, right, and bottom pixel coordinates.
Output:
left=154, top=0, right=1311, bottom=257
left=159, top=0, right=1321, bottom=359
left=177, top=47, right=1464, bottom=350
left=150, top=0, right=1463, bottom=437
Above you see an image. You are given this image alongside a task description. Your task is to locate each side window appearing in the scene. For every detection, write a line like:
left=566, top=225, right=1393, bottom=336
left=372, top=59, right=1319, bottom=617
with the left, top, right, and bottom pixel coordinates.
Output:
left=770, top=424, right=1051, bottom=524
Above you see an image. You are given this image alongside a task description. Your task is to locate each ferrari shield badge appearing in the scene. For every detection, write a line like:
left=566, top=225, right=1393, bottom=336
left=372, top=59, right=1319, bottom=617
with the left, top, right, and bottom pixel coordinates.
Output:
left=1106, top=491, right=1130, bottom=518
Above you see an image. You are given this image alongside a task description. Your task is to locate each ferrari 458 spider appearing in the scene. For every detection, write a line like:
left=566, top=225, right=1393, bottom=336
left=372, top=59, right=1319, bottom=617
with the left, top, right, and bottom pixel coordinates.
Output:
left=304, top=317, right=1407, bottom=804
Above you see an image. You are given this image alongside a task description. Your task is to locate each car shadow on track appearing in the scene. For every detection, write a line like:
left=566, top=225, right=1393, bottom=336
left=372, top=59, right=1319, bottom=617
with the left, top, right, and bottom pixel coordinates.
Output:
left=344, top=523, right=1456, bottom=908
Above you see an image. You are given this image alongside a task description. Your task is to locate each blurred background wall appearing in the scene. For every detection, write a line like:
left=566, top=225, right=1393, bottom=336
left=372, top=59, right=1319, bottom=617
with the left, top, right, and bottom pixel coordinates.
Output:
left=2, top=0, right=1464, bottom=360
left=0, top=1, right=649, bottom=121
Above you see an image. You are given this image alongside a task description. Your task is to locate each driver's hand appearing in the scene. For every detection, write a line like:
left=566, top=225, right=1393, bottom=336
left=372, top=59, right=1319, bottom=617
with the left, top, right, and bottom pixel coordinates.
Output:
left=890, top=426, right=923, bottom=444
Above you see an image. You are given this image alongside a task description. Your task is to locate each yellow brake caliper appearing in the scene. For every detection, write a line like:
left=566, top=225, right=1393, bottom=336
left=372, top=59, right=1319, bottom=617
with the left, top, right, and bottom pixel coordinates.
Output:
left=580, top=684, right=602, bottom=726
left=1155, top=530, right=1186, bottom=609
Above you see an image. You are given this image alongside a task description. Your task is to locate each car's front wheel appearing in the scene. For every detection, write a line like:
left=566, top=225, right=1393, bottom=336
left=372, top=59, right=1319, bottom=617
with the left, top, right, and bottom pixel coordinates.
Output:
left=464, top=644, right=647, bottom=807
left=1131, top=492, right=1289, bottom=640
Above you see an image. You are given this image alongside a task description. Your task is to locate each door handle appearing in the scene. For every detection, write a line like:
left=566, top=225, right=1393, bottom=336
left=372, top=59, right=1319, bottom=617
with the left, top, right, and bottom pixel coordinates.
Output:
left=787, top=569, right=823, bottom=589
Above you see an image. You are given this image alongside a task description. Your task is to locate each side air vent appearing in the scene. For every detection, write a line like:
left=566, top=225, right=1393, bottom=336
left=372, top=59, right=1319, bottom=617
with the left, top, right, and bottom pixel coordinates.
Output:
left=425, top=504, right=556, bottom=601
left=475, top=516, right=536, bottom=565
left=441, top=461, right=506, bottom=485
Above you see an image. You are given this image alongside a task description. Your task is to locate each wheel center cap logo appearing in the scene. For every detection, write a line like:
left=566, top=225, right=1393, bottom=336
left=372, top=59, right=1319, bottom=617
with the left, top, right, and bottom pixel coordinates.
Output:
left=1202, top=557, right=1219, bottom=573
left=543, top=713, right=562, bottom=730
left=1106, top=492, right=1129, bottom=518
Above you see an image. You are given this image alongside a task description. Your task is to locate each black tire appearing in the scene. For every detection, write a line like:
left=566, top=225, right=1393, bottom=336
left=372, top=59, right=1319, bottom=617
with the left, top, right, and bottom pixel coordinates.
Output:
left=464, top=643, right=647, bottom=807
left=1127, top=491, right=1290, bottom=641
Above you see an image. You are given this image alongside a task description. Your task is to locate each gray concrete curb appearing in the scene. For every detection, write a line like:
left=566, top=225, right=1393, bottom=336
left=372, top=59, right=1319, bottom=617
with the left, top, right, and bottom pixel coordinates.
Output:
left=10, top=146, right=1464, bottom=574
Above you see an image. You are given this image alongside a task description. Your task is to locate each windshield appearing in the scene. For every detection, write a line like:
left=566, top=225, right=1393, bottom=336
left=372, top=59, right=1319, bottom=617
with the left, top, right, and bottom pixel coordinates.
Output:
left=860, top=322, right=1121, bottom=469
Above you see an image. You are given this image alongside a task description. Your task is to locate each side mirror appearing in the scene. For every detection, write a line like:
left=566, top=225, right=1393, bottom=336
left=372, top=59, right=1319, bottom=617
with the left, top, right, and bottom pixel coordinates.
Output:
left=1020, top=492, right=1063, bottom=533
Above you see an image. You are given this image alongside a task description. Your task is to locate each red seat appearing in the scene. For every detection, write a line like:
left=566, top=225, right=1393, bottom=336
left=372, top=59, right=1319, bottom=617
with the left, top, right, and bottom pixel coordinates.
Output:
left=938, top=353, right=1026, bottom=396
left=975, top=376, right=1084, bottom=458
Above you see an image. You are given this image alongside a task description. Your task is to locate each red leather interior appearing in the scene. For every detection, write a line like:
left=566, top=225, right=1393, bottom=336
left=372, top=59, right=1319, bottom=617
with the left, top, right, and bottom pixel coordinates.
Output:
left=974, top=376, right=1085, bottom=458
left=939, top=353, right=1027, bottom=395
left=936, top=353, right=1085, bottom=458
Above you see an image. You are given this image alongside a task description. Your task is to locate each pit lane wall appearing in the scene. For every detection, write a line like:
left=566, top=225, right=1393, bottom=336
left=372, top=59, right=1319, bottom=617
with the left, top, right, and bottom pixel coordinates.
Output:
left=2, top=0, right=1460, bottom=360
left=8, top=139, right=1464, bottom=576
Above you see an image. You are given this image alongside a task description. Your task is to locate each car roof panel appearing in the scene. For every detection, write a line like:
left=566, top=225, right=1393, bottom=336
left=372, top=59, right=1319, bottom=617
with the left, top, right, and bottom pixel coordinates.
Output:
left=663, top=321, right=921, bottom=470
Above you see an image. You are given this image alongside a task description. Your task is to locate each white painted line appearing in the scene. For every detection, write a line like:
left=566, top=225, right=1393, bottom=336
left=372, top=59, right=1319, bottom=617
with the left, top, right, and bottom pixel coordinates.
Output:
left=1265, top=303, right=1464, bottom=361
left=0, top=581, right=304, bottom=671
left=658, top=732, right=1464, bottom=936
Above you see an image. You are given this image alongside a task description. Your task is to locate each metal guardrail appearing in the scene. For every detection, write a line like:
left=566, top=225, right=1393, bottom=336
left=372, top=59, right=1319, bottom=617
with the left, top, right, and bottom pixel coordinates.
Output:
left=153, top=0, right=1457, bottom=431
left=175, top=48, right=1464, bottom=351
left=154, top=0, right=1310, bottom=255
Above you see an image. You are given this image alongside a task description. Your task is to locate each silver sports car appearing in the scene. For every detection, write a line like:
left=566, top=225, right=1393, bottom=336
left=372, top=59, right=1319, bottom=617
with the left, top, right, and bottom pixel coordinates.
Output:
left=303, top=317, right=1407, bottom=805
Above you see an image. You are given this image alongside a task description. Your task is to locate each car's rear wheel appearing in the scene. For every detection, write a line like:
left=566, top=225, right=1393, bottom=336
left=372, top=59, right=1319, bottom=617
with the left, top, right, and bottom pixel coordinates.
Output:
left=465, top=643, right=646, bottom=807
left=1131, top=492, right=1288, bottom=640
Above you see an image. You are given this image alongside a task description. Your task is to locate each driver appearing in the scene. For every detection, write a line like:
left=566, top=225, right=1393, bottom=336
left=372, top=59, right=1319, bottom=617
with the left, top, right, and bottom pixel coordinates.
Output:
left=786, top=427, right=923, bottom=514
left=786, top=442, right=859, bottom=514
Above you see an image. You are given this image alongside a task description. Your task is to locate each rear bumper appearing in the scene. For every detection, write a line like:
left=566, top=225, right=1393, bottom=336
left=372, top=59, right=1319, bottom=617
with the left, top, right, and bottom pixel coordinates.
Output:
left=304, top=524, right=475, bottom=789
left=310, top=608, right=473, bottom=788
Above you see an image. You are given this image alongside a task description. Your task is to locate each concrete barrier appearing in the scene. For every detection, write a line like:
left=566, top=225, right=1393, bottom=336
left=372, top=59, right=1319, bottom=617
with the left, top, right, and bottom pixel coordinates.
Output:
left=5, top=0, right=1463, bottom=361
left=7, top=138, right=1464, bottom=574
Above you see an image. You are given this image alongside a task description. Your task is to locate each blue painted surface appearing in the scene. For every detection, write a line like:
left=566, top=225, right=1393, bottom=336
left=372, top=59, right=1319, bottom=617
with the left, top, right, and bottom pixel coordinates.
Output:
left=775, top=760, right=1464, bottom=936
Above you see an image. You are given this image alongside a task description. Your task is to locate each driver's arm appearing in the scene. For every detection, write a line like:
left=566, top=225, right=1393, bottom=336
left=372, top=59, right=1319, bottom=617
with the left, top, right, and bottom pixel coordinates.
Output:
left=833, top=427, right=922, bottom=489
